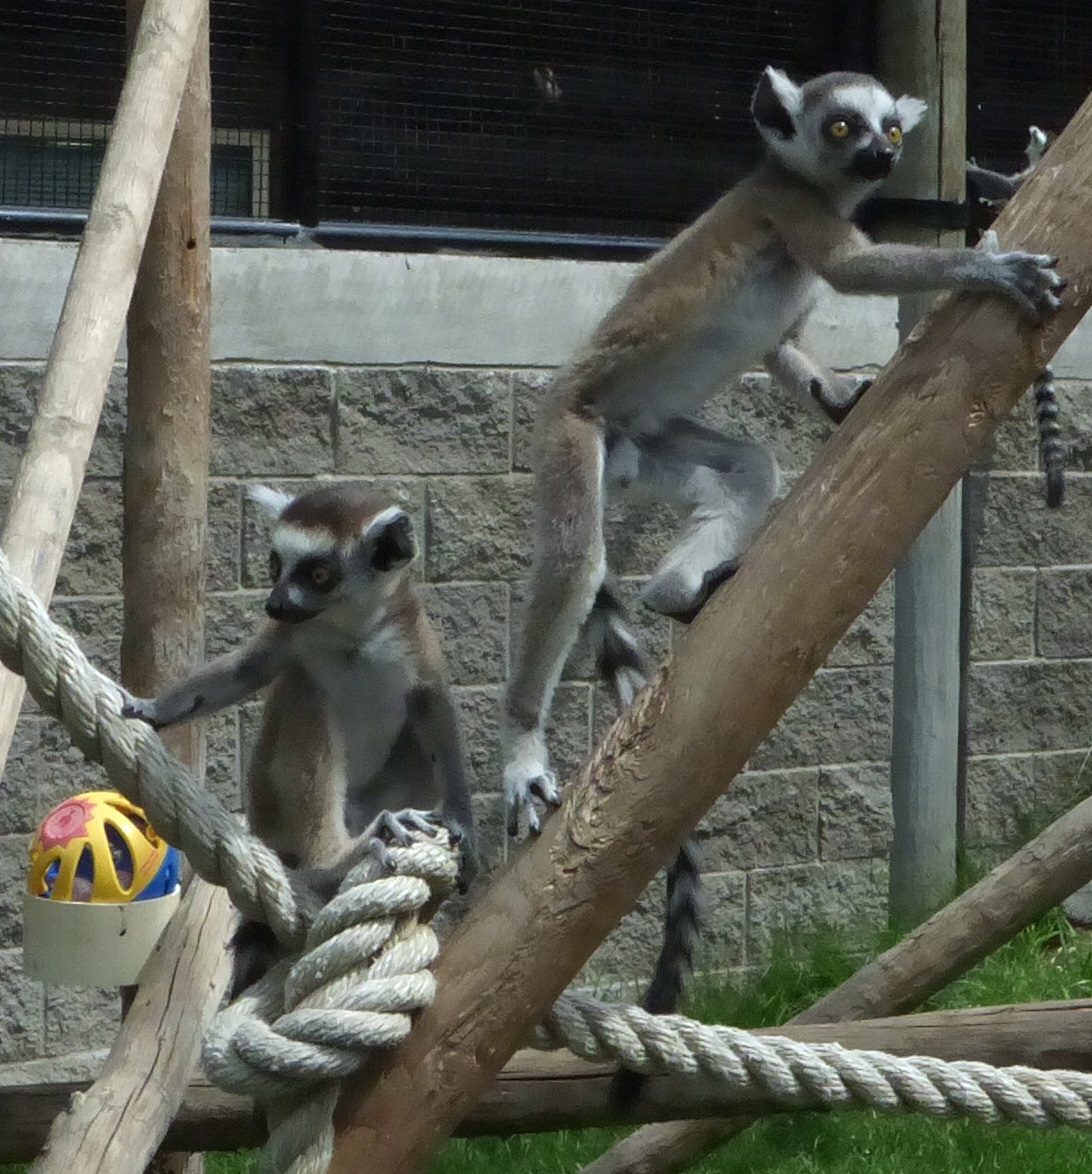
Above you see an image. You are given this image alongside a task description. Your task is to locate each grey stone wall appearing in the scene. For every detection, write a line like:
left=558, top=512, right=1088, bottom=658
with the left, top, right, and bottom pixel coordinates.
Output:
left=1, top=244, right=1092, bottom=1061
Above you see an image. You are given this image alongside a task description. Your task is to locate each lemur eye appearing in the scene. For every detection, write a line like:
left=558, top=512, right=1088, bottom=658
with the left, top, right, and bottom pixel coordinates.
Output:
left=309, top=562, right=337, bottom=591
left=888, top=125, right=903, bottom=145
left=268, top=552, right=282, bottom=583
left=829, top=120, right=851, bottom=139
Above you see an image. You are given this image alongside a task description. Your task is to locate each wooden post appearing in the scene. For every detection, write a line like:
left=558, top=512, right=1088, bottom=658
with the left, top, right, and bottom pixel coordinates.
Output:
left=883, top=0, right=968, bottom=926
left=322, top=88, right=1092, bottom=1174
left=30, top=880, right=235, bottom=1174
left=0, top=0, right=206, bottom=772
left=8, top=998, right=1092, bottom=1159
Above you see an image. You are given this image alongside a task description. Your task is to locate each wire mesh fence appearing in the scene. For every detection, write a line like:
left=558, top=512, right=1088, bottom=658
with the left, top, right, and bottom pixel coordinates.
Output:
left=0, top=1, right=1087, bottom=242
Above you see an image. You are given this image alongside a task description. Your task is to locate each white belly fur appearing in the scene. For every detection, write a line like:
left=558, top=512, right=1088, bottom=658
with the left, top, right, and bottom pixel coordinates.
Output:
left=293, top=623, right=417, bottom=795
left=610, top=251, right=819, bottom=432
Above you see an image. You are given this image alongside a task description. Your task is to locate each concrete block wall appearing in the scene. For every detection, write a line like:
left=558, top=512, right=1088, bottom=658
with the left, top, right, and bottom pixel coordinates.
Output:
left=2, top=240, right=1092, bottom=1061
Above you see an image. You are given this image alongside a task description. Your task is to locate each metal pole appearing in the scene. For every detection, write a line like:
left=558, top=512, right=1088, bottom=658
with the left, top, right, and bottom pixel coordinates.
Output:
left=881, top=0, right=967, bottom=924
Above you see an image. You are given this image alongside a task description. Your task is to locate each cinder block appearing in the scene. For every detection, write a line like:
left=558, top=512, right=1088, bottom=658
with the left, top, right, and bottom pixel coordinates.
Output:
left=0, top=364, right=129, bottom=480
left=1053, top=380, right=1092, bottom=474
left=418, top=581, right=508, bottom=686
left=0, top=835, right=27, bottom=948
left=581, top=887, right=669, bottom=992
left=749, top=665, right=893, bottom=770
left=207, top=480, right=242, bottom=592
left=49, top=597, right=123, bottom=677
left=747, top=859, right=888, bottom=964
left=452, top=686, right=502, bottom=796
left=966, top=660, right=1092, bottom=754
left=692, top=869, right=748, bottom=973
left=43, top=982, right=120, bottom=1055
left=510, top=369, right=555, bottom=472
left=56, top=480, right=123, bottom=596
left=425, top=475, right=533, bottom=583
left=819, top=762, right=892, bottom=861
left=203, top=591, right=265, bottom=659
left=211, top=366, right=334, bottom=477
left=962, top=753, right=1037, bottom=849
left=971, top=471, right=1092, bottom=567
left=1037, top=567, right=1092, bottom=658
left=970, top=567, right=1036, bottom=661
left=828, top=577, right=894, bottom=668
left=3, top=716, right=108, bottom=836
left=336, top=367, right=512, bottom=475
left=0, top=947, right=42, bottom=1061
left=697, top=769, right=819, bottom=870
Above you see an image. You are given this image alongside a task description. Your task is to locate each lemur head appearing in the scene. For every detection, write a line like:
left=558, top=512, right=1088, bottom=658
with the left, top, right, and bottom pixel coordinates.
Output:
left=249, top=484, right=415, bottom=624
left=751, top=67, right=927, bottom=200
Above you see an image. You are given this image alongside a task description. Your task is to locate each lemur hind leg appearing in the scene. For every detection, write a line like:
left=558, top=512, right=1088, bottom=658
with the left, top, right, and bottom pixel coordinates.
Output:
left=633, top=418, right=780, bottom=621
left=503, top=408, right=607, bottom=836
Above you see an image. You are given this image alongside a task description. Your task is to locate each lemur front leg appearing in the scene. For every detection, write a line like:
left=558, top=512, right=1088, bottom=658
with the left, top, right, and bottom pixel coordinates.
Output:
left=503, top=408, right=606, bottom=838
left=766, top=340, right=873, bottom=425
left=121, top=630, right=287, bottom=729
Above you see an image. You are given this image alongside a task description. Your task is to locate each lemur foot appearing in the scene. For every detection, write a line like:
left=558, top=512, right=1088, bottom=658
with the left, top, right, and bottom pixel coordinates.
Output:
left=810, top=375, right=873, bottom=424
left=641, top=557, right=741, bottom=624
left=503, top=730, right=562, bottom=838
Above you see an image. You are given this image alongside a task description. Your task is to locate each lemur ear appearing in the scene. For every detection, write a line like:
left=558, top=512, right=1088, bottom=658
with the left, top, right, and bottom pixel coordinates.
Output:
left=247, top=484, right=296, bottom=521
left=364, top=507, right=416, bottom=572
left=894, top=95, right=928, bottom=133
left=752, top=66, right=801, bottom=140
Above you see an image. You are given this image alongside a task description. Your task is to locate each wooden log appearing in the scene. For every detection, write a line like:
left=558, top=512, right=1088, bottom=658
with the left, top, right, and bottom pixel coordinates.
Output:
left=29, top=878, right=235, bottom=1174
left=6, top=1000, right=1092, bottom=1161
left=325, top=84, right=1092, bottom=1174
left=0, top=0, right=207, bottom=772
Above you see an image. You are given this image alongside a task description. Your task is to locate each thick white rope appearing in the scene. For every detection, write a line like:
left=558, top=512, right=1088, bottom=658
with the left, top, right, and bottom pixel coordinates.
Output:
left=204, top=833, right=458, bottom=1174
left=7, top=546, right=1092, bottom=1172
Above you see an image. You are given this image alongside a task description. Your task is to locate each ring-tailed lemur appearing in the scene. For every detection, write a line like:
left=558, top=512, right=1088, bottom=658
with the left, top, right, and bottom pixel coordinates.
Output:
left=123, top=482, right=478, bottom=990
left=503, top=66, right=1065, bottom=1103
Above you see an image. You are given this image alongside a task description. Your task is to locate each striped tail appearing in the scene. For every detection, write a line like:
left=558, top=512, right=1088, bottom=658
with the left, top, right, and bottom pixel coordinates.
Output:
left=1033, top=367, right=1065, bottom=510
left=583, top=580, right=704, bottom=1107
left=611, top=842, right=703, bottom=1108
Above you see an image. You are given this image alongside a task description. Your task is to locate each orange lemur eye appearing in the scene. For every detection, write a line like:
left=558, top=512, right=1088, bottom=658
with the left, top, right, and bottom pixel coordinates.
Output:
left=829, top=120, right=850, bottom=139
left=310, top=564, right=332, bottom=588
left=888, top=125, right=903, bottom=146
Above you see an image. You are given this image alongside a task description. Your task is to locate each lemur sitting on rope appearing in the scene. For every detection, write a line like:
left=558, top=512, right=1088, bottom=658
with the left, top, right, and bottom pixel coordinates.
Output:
left=122, top=482, right=479, bottom=992
left=968, top=126, right=1066, bottom=508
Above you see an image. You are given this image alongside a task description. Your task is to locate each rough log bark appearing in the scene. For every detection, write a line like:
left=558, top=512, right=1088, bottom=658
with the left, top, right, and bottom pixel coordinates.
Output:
left=7, top=999, right=1092, bottom=1160
left=0, top=0, right=206, bottom=771
left=326, top=86, right=1092, bottom=1174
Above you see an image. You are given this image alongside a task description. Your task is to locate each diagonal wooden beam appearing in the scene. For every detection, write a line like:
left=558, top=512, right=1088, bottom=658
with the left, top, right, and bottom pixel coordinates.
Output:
left=326, top=85, right=1092, bottom=1174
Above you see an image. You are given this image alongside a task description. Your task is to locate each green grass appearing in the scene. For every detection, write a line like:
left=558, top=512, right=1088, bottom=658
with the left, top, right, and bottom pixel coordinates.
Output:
left=7, top=912, right=1092, bottom=1174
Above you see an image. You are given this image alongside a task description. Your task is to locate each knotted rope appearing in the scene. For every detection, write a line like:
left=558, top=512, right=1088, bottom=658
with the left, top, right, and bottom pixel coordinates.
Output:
left=7, top=546, right=1092, bottom=1174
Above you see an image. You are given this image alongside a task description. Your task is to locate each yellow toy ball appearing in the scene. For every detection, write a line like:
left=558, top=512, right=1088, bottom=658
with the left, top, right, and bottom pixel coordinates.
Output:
left=27, top=790, right=180, bottom=904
